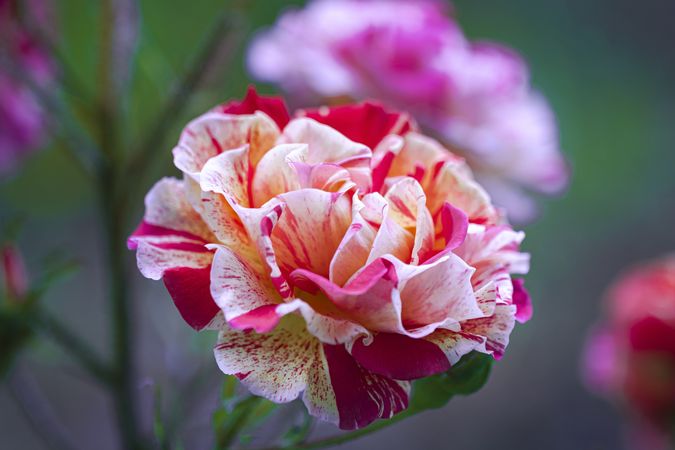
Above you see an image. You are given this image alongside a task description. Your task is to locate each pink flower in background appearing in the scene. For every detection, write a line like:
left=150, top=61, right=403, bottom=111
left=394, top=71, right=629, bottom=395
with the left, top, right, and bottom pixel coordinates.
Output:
left=582, top=256, right=675, bottom=448
left=129, top=88, right=531, bottom=429
left=0, top=0, right=53, bottom=176
left=1, top=243, right=28, bottom=301
left=247, top=0, right=569, bottom=222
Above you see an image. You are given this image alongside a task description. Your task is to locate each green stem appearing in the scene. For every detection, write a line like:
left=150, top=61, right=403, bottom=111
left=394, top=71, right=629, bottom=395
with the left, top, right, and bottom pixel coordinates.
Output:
left=216, top=396, right=265, bottom=450
left=259, top=409, right=418, bottom=450
left=30, top=309, right=113, bottom=385
left=97, top=1, right=144, bottom=448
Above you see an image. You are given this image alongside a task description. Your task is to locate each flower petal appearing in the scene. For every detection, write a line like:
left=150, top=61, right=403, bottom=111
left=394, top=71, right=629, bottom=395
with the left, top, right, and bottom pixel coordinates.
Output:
left=280, top=118, right=372, bottom=192
left=297, top=102, right=414, bottom=150
left=271, top=189, right=352, bottom=277
left=321, top=343, right=410, bottom=430
left=210, top=245, right=282, bottom=332
left=213, top=85, right=291, bottom=129
left=173, top=111, right=279, bottom=180
left=350, top=332, right=450, bottom=380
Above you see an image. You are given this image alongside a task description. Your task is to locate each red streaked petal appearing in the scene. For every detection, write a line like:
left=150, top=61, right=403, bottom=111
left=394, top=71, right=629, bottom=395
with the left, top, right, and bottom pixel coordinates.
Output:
left=322, top=344, right=410, bottom=430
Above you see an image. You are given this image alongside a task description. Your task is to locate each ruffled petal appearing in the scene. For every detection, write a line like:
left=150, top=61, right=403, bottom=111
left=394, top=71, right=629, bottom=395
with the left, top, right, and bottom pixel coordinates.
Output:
left=173, top=111, right=279, bottom=180
left=384, top=178, right=435, bottom=264
left=209, top=245, right=283, bottom=333
left=271, top=189, right=352, bottom=277
left=128, top=178, right=219, bottom=330
left=214, top=317, right=409, bottom=430
left=280, top=118, right=372, bottom=192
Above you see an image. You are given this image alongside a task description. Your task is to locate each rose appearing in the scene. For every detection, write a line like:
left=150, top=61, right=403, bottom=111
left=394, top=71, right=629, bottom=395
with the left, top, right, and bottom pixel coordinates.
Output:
left=129, top=87, right=531, bottom=429
left=582, top=256, right=675, bottom=447
left=247, top=0, right=569, bottom=222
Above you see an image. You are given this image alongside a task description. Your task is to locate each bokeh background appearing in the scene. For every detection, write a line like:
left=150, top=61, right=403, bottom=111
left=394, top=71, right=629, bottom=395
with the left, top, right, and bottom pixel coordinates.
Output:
left=2, top=0, right=675, bottom=449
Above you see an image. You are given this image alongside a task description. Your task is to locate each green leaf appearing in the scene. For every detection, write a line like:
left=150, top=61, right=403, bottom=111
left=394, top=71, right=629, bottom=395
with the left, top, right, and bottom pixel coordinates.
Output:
left=410, top=351, right=494, bottom=412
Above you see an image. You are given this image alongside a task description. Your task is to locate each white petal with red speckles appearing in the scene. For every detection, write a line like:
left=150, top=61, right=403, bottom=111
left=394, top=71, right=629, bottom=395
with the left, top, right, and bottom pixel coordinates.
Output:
left=280, top=118, right=372, bottom=192
left=384, top=178, right=434, bottom=264
left=271, top=189, right=352, bottom=277
left=209, top=245, right=282, bottom=327
left=173, top=112, right=279, bottom=180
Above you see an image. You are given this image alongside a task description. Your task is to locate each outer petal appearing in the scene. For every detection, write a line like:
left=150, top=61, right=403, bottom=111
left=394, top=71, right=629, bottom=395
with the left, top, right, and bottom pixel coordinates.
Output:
left=297, top=102, right=415, bottom=150
left=350, top=332, right=450, bottom=380
left=173, top=111, right=279, bottom=180
left=321, top=344, right=410, bottom=430
left=461, top=304, right=517, bottom=359
left=214, top=317, right=410, bottom=430
left=128, top=178, right=218, bottom=330
left=209, top=245, right=283, bottom=333
left=213, top=85, right=291, bottom=129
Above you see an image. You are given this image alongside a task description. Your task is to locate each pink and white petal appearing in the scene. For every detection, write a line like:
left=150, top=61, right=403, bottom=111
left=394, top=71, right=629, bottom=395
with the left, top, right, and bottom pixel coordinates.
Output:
left=329, top=194, right=377, bottom=286
left=512, top=278, right=533, bottom=323
left=271, top=189, right=352, bottom=277
left=320, top=344, right=410, bottom=430
left=280, top=118, right=372, bottom=191
left=385, top=253, right=483, bottom=328
left=210, top=245, right=282, bottom=333
left=422, top=328, right=485, bottom=366
left=251, top=143, right=306, bottom=206
left=291, top=259, right=405, bottom=335
left=384, top=178, right=435, bottom=264
left=232, top=201, right=293, bottom=299
left=163, top=265, right=220, bottom=330
left=426, top=160, right=498, bottom=223
left=173, top=111, right=279, bottom=180
left=214, top=316, right=319, bottom=403
left=461, top=304, right=517, bottom=359
left=438, top=202, right=469, bottom=251
left=371, top=134, right=404, bottom=193
left=196, top=190, right=260, bottom=266
left=388, top=132, right=450, bottom=180
left=276, top=298, right=368, bottom=345
left=290, top=162, right=354, bottom=193
left=456, top=224, right=530, bottom=276
left=350, top=333, right=451, bottom=380
left=199, top=145, right=251, bottom=208
left=129, top=177, right=216, bottom=249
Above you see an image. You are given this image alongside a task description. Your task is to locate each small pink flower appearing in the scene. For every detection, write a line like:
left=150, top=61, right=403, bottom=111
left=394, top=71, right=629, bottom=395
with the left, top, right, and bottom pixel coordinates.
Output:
left=247, top=0, right=569, bottom=222
left=582, top=256, right=675, bottom=447
left=129, top=88, right=531, bottom=429
left=0, top=0, right=53, bottom=176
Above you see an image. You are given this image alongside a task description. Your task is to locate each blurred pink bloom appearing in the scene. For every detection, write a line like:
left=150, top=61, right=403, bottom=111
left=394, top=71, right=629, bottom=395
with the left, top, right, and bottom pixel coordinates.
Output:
left=248, top=0, right=569, bottom=222
left=582, top=256, right=675, bottom=449
left=0, top=0, right=53, bottom=176
left=129, top=88, right=531, bottom=429
left=1, top=243, right=28, bottom=301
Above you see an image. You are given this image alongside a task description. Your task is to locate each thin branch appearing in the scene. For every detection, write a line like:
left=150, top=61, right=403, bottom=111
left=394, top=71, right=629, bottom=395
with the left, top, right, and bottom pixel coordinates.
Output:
left=27, top=308, right=114, bottom=385
left=125, top=12, right=243, bottom=181
left=7, top=362, right=80, bottom=450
